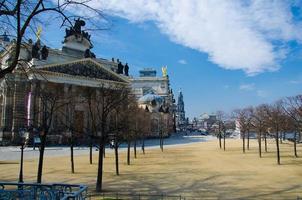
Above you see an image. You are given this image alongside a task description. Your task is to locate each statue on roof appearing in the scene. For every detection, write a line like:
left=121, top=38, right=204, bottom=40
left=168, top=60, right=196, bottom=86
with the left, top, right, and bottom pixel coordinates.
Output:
left=124, top=63, right=129, bottom=76
left=31, top=40, right=41, bottom=59
left=117, top=62, right=123, bottom=74
left=41, top=45, right=49, bottom=60
left=74, top=18, right=85, bottom=33
left=36, top=26, right=42, bottom=41
left=162, top=66, right=167, bottom=77
left=64, top=18, right=91, bottom=41
left=84, top=48, right=96, bottom=58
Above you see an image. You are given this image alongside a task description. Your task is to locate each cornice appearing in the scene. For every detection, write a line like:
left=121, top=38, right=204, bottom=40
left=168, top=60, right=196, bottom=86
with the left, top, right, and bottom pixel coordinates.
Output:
left=35, top=58, right=130, bottom=83
left=27, top=69, right=129, bottom=88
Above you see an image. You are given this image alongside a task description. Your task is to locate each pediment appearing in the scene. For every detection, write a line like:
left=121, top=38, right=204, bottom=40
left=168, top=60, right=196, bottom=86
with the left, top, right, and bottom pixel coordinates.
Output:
left=38, top=58, right=128, bottom=83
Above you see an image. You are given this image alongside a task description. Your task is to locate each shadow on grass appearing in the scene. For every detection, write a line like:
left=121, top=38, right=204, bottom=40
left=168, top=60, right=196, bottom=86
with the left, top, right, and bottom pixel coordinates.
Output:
left=0, top=161, right=19, bottom=164
left=88, top=172, right=302, bottom=199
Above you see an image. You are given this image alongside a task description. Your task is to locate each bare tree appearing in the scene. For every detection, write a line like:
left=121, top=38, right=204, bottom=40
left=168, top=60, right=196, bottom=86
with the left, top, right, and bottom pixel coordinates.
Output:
left=233, top=108, right=252, bottom=153
left=33, top=82, right=67, bottom=183
left=281, top=95, right=302, bottom=157
left=263, top=102, right=284, bottom=164
left=140, top=107, right=151, bottom=154
left=216, top=111, right=226, bottom=149
left=251, top=105, right=268, bottom=158
left=233, top=109, right=246, bottom=153
left=56, top=86, right=85, bottom=174
left=223, top=117, right=235, bottom=151
left=124, top=100, right=139, bottom=165
left=109, top=93, right=135, bottom=175
left=244, top=107, right=253, bottom=150
left=85, top=84, right=130, bottom=192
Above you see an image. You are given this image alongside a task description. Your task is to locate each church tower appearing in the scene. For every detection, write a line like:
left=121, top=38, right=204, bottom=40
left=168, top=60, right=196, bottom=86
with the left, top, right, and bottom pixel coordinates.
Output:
left=176, top=90, right=186, bottom=128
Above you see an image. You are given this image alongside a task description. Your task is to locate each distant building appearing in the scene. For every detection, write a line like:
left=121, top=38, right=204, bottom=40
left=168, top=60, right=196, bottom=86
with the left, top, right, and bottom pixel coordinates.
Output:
left=131, top=67, right=176, bottom=136
left=193, top=113, right=217, bottom=132
left=131, top=68, right=172, bottom=100
left=176, top=91, right=186, bottom=130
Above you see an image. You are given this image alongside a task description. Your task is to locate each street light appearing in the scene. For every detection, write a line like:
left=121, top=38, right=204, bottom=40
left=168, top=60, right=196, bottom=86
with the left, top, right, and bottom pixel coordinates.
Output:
left=19, top=128, right=29, bottom=183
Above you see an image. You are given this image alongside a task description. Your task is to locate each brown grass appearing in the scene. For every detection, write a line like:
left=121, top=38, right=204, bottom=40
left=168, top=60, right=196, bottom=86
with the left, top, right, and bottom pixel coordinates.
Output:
left=0, top=139, right=302, bottom=199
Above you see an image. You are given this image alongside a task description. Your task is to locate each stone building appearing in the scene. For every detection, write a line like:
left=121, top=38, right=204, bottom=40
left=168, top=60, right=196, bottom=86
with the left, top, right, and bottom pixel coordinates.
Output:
left=131, top=68, right=173, bottom=103
left=192, top=113, right=217, bottom=132
left=0, top=19, right=176, bottom=143
left=0, top=19, right=129, bottom=143
left=131, top=68, right=176, bottom=136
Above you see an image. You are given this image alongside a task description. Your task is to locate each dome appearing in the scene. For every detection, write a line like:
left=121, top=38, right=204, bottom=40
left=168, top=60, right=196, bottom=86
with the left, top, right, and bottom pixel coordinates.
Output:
left=200, top=113, right=210, bottom=120
left=138, top=92, right=163, bottom=106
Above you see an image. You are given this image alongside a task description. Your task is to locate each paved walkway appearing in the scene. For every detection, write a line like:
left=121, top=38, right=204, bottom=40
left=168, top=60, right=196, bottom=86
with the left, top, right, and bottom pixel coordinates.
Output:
left=0, top=133, right=215, bottom=161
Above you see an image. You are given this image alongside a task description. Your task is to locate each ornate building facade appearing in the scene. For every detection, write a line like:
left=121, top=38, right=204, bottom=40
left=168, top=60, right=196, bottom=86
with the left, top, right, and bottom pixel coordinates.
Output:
left=0, top=19, right=176, bottom=143
left=131, top=68, right=176, bottom=137
left=0, top=19, right=129, bottom=143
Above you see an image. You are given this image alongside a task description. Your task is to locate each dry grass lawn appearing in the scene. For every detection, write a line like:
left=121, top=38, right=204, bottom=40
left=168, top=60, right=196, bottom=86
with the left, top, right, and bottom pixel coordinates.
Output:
left=0, top=139, right=302, bottom=199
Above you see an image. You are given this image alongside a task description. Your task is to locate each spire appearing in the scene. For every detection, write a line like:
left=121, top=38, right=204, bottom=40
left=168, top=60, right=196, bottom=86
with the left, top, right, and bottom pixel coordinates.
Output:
left=176, top=88, right=186, bottom=127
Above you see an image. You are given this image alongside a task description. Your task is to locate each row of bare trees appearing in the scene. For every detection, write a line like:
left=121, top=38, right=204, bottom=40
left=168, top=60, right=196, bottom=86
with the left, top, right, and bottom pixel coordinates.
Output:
left=28, top=82, right=154, bottom=192
left=0, top=0, right=171, bottom=193
left=220, top=95, right=302, bottom=165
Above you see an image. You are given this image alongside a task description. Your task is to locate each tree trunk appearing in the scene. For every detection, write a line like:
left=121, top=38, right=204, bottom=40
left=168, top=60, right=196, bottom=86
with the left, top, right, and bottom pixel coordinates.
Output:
left=70, top=142, right=74, bottom=174
left=294, top=132, right=298, bottom=158
left=96, top=141, right=104, bottom=192
left=114, top=142, right=119, bottom=175
left=142, top=138, right=145, bottom=154
left=242, top=132, right=245, bottom=153
left=275, top=131, right=280, bottom=165
left=247, top=131, right=250, bottom=150
left=223, top=132, right=226, bottom=151
left=160, top=134, right=164, bottom=152
left=264, top=133, right=267, bottom=152
left=103, top=145, right=106, bottom=158
left=219, top=133, right=222, bottom=149
left=258, top=132, right=262, bottom=158
left=37, top=135, right=46, bottom=183
left=134, top=139, right=137, bottom=159
left=89, top=143, right=93, bottom=164
left=127, top=140, right=130, bottom=165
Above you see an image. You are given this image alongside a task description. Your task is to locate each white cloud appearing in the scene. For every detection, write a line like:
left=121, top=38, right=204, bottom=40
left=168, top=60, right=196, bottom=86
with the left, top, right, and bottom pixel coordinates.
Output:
left=239, top=83, right=255, bottom=91
left=257, top=90, right=268, bottom=97
left=72, top=0, right=302, bottom=75
left=178, top=59, right=187, bottom=65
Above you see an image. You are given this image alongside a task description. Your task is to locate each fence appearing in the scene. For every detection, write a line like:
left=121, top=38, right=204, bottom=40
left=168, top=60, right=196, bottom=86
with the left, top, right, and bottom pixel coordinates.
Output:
left=0, top=182, right=88, bottom=200
left=89, top=192, right=186, bottom=200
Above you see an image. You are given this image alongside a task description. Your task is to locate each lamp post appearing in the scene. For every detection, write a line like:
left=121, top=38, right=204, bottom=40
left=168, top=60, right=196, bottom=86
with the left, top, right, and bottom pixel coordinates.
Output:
left=19, top=128, right=29, bottom=183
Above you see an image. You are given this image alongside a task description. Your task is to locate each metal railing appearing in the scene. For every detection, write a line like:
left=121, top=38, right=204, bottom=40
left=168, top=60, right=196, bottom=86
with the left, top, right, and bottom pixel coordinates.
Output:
left=0, top=182, right=88, bottom=200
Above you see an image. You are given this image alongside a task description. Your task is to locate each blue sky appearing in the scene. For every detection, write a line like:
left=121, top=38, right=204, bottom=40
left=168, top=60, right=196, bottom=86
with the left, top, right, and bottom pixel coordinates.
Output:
left=41, top=1, right=302, bottom=119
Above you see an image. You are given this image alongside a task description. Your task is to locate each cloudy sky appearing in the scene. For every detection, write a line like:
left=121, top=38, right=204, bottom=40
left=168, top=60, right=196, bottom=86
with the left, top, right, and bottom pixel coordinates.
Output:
left=44, top=0, right=302, bottom=118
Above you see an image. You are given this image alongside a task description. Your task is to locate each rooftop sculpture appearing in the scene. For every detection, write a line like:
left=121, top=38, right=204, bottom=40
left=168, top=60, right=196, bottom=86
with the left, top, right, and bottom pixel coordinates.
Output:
left=65, top=18, right=91, bottom=41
